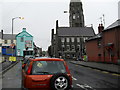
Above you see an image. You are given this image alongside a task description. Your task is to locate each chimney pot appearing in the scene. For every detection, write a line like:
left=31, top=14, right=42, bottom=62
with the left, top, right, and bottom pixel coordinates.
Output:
left=98, top=24, right=104, bottom=33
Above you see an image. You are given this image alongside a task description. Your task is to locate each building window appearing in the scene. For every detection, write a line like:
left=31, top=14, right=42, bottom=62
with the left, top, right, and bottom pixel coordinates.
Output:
left=21, top=37, right=24, bottom=42
left=77, top=37, right=80, bottom=42
left=83, top=37, right=88, bottom=42
left=4, top=40, right=7, bottom=44
left=71, top=37, right=74, bottom=42
left=66, top=38, right=70, bottom=42
left=77, top=45, right=80, bottom=51
left=61, top=38, right=65, bottom=43
left=62, top=45, right=65, bottom=51
left=97, top=39, right=101, bottom=47
left=66, top=45, right=70, bottom=51
left=11, top=40, right=13, bottom=44
left=73, top=14, right=76, bottom=19
left=13, top=40, right=16, bottom=44
left=71, top=45, right=75, bottom=51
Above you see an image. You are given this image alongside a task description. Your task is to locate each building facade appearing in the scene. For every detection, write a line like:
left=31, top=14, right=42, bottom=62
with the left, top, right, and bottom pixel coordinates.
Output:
left=49, top=20, right=95, bottom=59
left=48, top=0, right=95, bottom=59
left=16, top=28, right=34, bottom=56
left=86, top=20, right=120, bottom=64
left=2, top=30, right=16, bottom=56
left=69, top=0, right=84, bottom=27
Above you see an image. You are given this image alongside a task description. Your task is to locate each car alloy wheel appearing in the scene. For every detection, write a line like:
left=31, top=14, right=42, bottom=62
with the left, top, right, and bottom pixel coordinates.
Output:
left=54, top=76, right=68, bottom=90
left=50, top=73, right=71, bottom=90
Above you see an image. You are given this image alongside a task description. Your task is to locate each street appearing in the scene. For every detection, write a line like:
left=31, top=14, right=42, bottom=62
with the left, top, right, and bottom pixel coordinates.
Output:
left=67, top=61, right=119, bottom=89
left=2, top=60, right=120, bottom=90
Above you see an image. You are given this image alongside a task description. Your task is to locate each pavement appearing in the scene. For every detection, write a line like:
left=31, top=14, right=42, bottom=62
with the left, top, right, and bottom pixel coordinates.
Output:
left=70, top=61, right=120, bottom=74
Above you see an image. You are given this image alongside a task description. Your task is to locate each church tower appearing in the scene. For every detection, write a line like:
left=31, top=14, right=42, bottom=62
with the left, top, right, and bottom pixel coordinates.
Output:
left=69, top=0, right=85, bottom=27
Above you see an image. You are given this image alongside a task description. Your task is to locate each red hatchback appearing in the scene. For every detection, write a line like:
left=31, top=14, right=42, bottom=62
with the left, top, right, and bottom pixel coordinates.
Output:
left=22, top=58, right=72, bottom=90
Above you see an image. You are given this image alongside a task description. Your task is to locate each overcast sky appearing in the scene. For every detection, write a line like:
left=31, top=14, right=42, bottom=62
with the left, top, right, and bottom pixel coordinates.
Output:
left=0, top=0, right=119, bottom=51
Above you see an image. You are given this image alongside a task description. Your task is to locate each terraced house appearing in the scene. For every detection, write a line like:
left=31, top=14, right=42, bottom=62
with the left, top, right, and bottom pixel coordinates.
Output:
left=16, top=28, right=34, bottom=56
left=2, top=30, right=16, bottom=56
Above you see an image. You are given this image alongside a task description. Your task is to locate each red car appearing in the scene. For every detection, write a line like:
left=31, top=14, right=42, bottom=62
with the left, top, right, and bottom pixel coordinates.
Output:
left=22, top=58, right=72, bottom=90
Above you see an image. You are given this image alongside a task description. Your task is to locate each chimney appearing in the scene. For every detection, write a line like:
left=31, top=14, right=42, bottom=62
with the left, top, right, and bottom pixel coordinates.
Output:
left=98, top=24, right=104, bottom=33
left=1, top=30, right=3, bottom=39
left=56, top=20, right=59, bottom=30
left=23, top=28, right=26, bottom=31
left=51, top=29, right=54, bottom=42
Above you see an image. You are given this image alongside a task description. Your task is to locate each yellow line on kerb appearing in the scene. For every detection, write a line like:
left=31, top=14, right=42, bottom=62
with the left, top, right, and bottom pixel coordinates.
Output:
left=112, top=74, right=120, bottom=76
left=102, top=71, right=109, bottom=74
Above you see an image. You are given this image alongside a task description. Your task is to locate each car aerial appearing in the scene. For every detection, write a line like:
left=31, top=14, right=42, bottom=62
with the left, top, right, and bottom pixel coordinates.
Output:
left=22, top=57, right=72, bottom=90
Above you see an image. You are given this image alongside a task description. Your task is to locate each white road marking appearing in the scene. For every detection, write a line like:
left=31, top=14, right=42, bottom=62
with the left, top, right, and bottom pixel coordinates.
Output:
left=76, top=84, right=85, bottom=89
left=84, top=84, right=92, bottom=88
left=72, top=76, right=77, bottom=80
left=76, top=83, right=95, bottom=90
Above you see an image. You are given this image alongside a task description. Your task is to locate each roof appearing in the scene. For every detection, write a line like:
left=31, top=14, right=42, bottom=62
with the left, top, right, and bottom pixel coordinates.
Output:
left=16, top=30, right=33, bottom=37
left=3, top=34, right=16, bottom=40
left=86, top=33, right=102, bottom=41
left=58, top=27, right=95, bottom=37
left=105, top=19, right=120, bottom=30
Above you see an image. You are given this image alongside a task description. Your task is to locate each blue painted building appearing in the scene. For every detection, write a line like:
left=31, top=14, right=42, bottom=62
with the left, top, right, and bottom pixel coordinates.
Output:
left=16, top=28, right=34, bottom=56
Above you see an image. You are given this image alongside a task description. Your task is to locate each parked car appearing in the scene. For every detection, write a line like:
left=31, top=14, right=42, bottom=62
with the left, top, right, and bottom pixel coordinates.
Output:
left=22, top=58, right=72, bottom=90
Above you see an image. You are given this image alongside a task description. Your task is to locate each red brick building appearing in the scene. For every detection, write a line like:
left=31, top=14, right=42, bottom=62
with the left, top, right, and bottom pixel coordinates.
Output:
left=86, top=19, right=120, bottom=64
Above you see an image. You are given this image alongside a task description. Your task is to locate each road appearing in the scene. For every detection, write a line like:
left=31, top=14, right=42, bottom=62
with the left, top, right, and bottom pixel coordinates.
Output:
left=1, top=61, right=120, bottom=90
left=67, top=61, right=119, bottom=89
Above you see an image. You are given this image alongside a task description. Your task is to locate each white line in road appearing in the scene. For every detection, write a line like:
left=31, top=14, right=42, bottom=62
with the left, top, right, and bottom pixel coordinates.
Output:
left=76, top=84, right=85, bottom=89
left=72, top=76, right=77, bottom=80
left=76, top=84, right=95, bottom=90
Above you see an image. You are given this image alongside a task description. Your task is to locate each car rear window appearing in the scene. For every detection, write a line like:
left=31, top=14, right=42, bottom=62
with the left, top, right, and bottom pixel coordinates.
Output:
left=31, top=61, right=66, bottom=75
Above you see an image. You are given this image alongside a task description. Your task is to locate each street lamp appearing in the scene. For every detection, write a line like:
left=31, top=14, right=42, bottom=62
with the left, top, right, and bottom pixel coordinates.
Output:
left=11, top=17, right=24, bottom=57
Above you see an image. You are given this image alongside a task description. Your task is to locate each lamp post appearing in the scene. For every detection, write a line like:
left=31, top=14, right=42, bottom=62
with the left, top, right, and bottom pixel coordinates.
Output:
left=11, top=17, right=24, bottom=57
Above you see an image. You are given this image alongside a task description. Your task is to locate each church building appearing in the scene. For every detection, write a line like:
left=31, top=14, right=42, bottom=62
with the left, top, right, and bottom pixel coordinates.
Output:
left=48, top=0, right=95, bottom=59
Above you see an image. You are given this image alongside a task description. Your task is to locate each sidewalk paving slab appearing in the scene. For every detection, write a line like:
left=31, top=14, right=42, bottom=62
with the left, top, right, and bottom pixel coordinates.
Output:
left=70, top=61, right=120, bottom=74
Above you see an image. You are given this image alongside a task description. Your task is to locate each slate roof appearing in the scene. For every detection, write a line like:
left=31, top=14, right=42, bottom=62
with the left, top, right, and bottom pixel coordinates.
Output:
left=58, top=27, right=95, bottom=37
left=86, top=33, right=102, bottom=41
left=105, top=19, right=120, bottom=30
left=3, top=34, right=16, bottom=40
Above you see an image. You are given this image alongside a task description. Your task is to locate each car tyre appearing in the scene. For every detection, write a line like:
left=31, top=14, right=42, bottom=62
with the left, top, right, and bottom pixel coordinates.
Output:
left=50, top=73, right=71, bottom=90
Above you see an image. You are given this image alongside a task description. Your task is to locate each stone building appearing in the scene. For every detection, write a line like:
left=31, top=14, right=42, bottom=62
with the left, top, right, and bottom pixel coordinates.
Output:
left=49, top=20, right=95, bottom=59
left=69, top=0, right=84, bottom=27
left=48, top=0, right=95, bottom=59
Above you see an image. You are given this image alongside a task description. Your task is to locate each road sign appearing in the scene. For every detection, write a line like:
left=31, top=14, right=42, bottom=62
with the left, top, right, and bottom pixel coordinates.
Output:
left=9, top=56, right=16, bottom=62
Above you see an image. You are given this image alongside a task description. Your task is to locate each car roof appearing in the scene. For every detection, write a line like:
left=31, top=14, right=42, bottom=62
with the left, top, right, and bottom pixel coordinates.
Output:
left=31, top=57, right=64, bottom=61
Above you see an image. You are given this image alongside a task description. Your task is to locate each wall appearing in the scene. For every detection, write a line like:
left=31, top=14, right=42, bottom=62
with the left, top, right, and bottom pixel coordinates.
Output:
left=103, top=27, right=120, bottom=63
left=16, top=36, right=33, bottom=56
left=86, top=38, right=103, bottom=62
